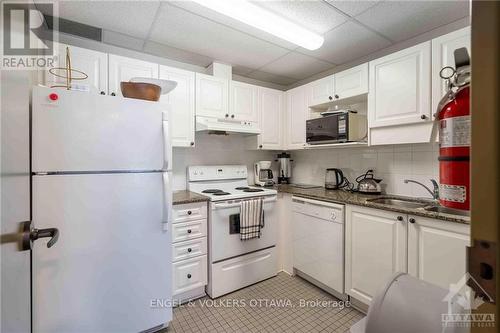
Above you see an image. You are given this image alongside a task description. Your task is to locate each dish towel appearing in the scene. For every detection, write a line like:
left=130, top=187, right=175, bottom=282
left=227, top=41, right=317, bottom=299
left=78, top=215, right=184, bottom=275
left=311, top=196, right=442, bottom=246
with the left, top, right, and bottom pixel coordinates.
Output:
left=240, top=198, right=264, bottom=241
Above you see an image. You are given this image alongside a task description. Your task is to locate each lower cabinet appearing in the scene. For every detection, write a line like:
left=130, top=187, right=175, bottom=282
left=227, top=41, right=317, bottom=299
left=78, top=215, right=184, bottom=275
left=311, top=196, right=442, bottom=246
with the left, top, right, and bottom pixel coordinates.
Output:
left=172, top=202, right=208, bottom=302
left=345, top=205, right=470, bottom=306
left=345, top=205, right=407, bottom=305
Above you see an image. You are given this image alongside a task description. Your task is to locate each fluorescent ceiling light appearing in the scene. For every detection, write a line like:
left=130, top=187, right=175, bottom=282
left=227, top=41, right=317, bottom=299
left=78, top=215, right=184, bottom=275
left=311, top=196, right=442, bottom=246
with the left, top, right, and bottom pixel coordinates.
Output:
left=191, top=0, right=324, bottom=50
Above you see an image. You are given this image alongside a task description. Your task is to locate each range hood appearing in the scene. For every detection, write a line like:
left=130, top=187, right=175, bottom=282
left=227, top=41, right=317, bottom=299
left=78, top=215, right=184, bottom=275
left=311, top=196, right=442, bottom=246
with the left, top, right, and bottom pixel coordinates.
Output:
left=196, top=116, right=260, bottom=135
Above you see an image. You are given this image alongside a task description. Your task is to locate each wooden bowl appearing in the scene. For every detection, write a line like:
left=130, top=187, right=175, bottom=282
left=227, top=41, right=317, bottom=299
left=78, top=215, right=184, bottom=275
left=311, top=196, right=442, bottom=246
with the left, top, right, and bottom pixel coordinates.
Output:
left=120, top=82, right=161, bottom=101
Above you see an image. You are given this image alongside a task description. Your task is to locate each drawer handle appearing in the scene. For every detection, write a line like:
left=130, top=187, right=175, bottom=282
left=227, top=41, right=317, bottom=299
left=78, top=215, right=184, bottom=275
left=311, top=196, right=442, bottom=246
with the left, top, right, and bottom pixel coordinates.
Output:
left=187, top=274, right=192, bottom=279
left=187, top=229, right=192, bottom=234
left=187, top=248, right=192, bottom=253
left=187, top=210, right=192, bottom=215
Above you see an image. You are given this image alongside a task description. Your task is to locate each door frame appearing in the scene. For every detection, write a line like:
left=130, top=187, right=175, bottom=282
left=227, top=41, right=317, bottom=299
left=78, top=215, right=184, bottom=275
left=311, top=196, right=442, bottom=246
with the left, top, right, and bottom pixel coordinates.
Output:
left=470, top=1, right=500, bottom=332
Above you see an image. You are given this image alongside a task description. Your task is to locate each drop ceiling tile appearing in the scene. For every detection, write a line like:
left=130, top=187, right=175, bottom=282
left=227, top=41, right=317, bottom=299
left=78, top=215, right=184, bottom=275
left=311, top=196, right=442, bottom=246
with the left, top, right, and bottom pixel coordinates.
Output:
left=259, top=52, right=333, bottom=80
left=143, top=41, right=213, bottom=68
left=300, top=21, right=391, bottom=64
left=355, top=1, right=470, bottom=42
left=245, top=70, right=298, bottom=86
left=252, top=0, right=348, bottom=34
left=148, top=3, right=290, bottom=69
left=325, top=0, right=380, bottom=17
left=43, top=0, right=160, bottom=39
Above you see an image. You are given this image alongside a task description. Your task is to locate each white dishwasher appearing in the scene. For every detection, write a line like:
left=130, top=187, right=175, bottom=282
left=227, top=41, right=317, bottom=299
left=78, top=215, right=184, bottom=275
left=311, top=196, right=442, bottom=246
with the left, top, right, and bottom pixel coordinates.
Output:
left=291, top=196, right=345, bottom=296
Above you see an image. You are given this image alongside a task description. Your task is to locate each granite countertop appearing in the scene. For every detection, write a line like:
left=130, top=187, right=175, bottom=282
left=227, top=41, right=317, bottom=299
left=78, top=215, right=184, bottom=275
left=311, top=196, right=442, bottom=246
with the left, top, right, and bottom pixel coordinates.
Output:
left=275, top=185, right=470, bottom=225
left=173, top=190, right=210, bottom=205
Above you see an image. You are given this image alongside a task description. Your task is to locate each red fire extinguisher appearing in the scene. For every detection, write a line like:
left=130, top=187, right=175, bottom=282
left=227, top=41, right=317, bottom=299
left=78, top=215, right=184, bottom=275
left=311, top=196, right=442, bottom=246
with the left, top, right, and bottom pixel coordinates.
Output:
left=436, top=48, right=471, bottom=211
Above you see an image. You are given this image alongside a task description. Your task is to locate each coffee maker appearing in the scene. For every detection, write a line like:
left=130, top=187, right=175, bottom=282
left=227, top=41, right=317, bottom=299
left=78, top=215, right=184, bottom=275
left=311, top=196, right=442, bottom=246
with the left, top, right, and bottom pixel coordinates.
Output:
left=276, top=152, right=292, bottom=184
left=254, top=161, right=274, bottom=187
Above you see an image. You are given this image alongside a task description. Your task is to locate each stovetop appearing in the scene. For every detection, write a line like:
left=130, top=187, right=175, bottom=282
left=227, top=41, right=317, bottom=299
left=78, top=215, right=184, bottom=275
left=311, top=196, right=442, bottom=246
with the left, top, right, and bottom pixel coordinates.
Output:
left=187, top=165, right=277, bottom=201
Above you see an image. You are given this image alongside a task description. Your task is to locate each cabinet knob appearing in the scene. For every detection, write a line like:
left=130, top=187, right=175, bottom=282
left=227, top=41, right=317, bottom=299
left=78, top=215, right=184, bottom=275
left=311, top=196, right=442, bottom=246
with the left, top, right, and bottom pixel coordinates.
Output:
left=409, top=218, right=416, bottom=223
left=328, top=96, right=333, bottom=100
left=187, top=248, right=192, bottom=253
left=187, top=274, right=192, bottom=279
left=397, top=216, right=404, bottom=221
left=225, top=114, right=229, bottom=118
left=111, top=92, right=116, bottom=96
left=187, top=229, right=192, bottom=234
left=259, top=145, right=263, bottom=149
left=334, top=94, right=339, bottom=99
left=421, top=115, right=427, bottom=120
left=190, top=142, right=194, bottom=146
left=187, top=210, right=192, bottom=215
left=231, top=114, right=235, bottom=118
left=100, top=91, right=105, bottom=95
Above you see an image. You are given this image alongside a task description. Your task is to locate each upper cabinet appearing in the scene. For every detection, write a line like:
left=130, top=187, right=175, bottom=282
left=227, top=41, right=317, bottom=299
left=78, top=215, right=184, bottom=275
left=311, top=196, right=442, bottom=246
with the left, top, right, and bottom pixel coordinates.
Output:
left=285, top=85, right=308, bottom=150
left=45, top=43, right=108, bottom=94
left=432, top=27, right=471, bottom=114
left=108, top=54, right=159, bottom=97
left=334, top=63, right=368, bottom=101
left=195, top=73, right=229, bottom=118
left=246, top=87, right=284, bottom=150
left=368, top=41, right=432, bottom=128
left=230, top=81, right=258, bottom=122
left=308, top=75, right=334, bottom=106
left=159, top=66, right=195, bottom=147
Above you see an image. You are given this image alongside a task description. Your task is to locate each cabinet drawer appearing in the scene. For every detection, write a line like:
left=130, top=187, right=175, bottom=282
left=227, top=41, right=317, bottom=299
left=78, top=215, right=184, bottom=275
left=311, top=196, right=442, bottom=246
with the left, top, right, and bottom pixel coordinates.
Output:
left=292, top=197, right=344, bottom=223
left=172, top=202, right=207, bottom=223
left=173, top=255, right=208, bottom=296
left=172, top=219, right=207, bottom=243
left=172, top=237, right=207, bottom=262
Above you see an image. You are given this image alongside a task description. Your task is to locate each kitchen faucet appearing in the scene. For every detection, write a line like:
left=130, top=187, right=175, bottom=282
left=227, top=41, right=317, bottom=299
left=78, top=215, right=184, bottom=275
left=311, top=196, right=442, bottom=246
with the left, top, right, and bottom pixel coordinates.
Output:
left=404, top=179, right=440, bottom=201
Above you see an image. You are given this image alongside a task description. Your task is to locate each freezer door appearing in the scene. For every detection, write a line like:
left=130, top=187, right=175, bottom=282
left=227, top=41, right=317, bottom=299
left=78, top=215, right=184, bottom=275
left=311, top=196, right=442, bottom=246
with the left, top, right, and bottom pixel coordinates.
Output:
left=32, top=173, right=172, bottom=333
left=32, top=87, right=166, bottom=172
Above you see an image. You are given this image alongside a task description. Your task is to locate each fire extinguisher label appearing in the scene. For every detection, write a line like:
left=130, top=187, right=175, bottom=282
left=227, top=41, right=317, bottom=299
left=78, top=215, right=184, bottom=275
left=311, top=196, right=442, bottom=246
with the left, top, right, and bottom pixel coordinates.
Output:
left=439, top=184, right=466, bottom=203
left=439, top=116, right=471, bottom=148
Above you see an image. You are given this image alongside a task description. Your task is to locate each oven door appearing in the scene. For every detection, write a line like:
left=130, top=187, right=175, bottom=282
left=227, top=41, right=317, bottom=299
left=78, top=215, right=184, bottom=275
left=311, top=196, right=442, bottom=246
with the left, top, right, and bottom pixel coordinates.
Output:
left=209, top=195, right=277, bottom=262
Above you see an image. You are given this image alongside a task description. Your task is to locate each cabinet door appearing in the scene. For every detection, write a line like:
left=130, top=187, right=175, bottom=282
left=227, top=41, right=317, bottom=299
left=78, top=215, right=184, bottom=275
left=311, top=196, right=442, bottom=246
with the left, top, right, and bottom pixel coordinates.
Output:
left=345, top=205, right=407, bottom=305
left=285, top=86, right=307, bottom=149
left=258, top=87, right=283, bottom=149
left=230, top=81, right=258, bottom=122
left=46, top=43, right=108, bottom=94
left=334, top=63, right=368, bottom=100
left=308, top=75, right=334, bottom=107
left=159, top=66, right=195, bottom=147
left=108, top=54, right=159, bottom=97
left=195, top=73, right=229, bottom=118
left=369, top=41, right=431, bottom=128
left=432, top=27, right=471, bottom=114
left=408, top=215, right=470, bottom=289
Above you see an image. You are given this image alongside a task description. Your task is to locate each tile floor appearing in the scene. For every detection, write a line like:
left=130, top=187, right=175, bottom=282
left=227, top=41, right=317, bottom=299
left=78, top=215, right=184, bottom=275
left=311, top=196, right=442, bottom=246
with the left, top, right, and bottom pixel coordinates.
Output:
left=164, top=273, right=364, bottom=333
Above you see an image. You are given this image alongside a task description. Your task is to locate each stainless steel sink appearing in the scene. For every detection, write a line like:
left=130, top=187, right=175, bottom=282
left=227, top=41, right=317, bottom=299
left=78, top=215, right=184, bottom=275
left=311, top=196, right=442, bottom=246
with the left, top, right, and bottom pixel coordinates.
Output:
left=367, top=197, right=430, bottom=209
left=423, top=205, right=470, bottom=217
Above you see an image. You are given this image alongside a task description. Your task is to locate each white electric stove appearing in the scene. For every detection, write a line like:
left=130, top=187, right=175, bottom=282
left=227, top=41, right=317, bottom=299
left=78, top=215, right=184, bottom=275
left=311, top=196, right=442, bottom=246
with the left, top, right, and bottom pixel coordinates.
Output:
left=187, top=165, right=278, bottom=298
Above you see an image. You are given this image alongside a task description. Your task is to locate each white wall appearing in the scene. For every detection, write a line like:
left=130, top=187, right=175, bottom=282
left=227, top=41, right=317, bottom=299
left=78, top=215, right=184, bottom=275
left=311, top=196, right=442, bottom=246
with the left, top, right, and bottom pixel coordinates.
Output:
left=172, top=132, right=275, bottom=190
left=290, top=143, right=439, bottom=199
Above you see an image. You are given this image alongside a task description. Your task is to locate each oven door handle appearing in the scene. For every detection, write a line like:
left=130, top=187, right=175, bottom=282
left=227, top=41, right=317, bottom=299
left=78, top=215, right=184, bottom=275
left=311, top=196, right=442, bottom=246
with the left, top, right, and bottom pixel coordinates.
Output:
left=213, top=196, right=277, bottom=209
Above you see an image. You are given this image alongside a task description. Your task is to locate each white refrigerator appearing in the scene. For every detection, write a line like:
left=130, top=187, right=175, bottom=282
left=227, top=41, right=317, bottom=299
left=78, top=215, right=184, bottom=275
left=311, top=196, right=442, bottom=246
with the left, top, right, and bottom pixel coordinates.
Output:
left=31, top=86, right=173, bottom=333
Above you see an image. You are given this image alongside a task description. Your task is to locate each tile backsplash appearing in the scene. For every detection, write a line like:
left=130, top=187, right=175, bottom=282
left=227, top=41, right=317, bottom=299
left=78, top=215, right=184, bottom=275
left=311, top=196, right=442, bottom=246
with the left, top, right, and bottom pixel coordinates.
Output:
left=290, top=143, right=440, bottom=199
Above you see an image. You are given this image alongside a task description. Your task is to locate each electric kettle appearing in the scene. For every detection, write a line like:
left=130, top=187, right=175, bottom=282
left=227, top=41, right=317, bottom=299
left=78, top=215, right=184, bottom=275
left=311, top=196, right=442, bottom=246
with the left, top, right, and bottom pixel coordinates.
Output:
left=325, top=168, right=345, bottom=190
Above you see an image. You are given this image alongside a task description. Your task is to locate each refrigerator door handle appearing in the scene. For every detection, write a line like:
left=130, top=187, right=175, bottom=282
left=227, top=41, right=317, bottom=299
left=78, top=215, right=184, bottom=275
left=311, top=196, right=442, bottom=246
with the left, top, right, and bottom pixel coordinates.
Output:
left=162, top=171, right=172, bottom=229
left=162, top=115, right=172, bottom=171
